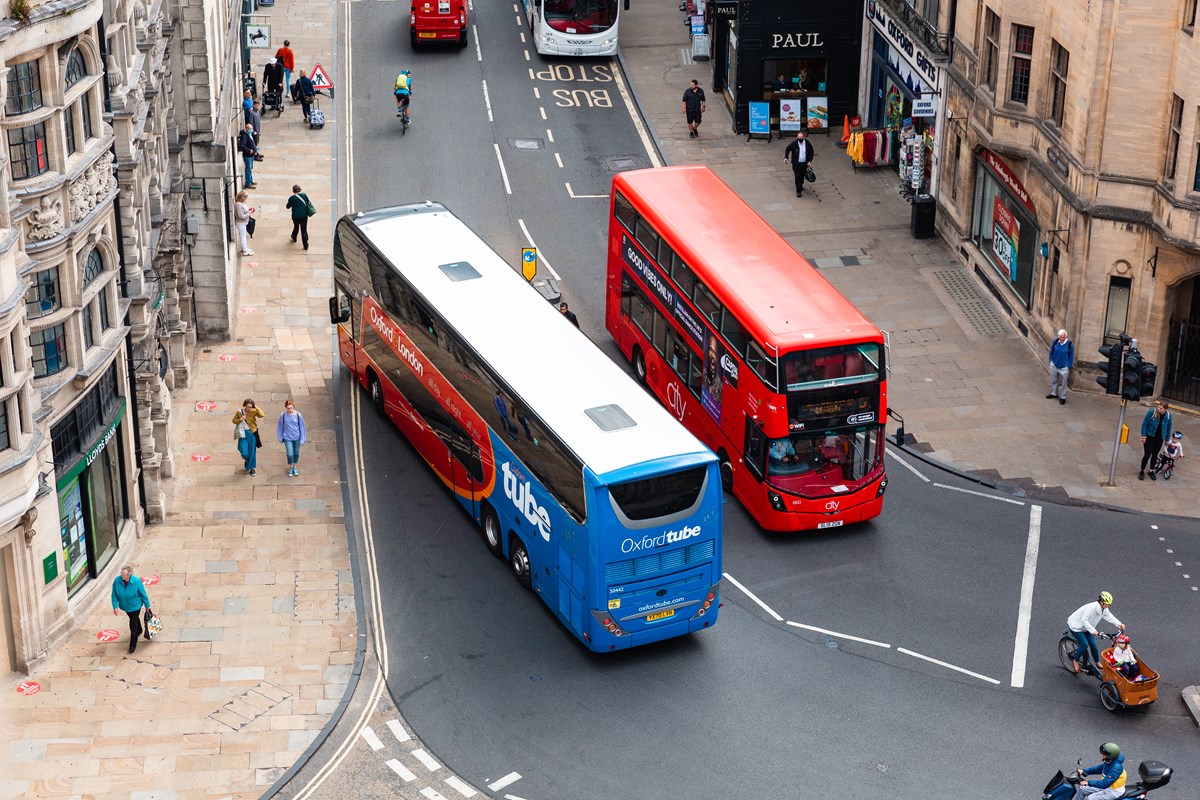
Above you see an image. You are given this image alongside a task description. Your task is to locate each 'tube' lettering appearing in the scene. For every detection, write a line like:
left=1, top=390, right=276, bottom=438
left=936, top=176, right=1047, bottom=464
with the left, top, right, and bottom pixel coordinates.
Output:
left=502, top=462, right=552, bottom=542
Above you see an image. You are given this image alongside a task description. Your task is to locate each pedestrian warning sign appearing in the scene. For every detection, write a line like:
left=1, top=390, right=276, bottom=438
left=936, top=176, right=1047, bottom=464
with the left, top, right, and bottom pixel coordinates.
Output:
left=310, top=63, right=334, bottom=91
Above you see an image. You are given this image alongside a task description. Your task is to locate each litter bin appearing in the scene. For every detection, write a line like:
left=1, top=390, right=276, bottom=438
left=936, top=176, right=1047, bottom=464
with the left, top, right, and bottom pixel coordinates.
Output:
left=911, top=195, right=936, bottom=239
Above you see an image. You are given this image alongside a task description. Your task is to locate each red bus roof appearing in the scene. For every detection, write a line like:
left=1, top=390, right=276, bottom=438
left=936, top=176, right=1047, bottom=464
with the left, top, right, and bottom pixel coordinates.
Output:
left=612, top=165, right=882, bottom=352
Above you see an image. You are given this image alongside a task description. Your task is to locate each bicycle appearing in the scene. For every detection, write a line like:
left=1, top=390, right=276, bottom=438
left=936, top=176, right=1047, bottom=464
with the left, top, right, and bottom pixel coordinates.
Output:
left=397, top=96, right=411, bottom=135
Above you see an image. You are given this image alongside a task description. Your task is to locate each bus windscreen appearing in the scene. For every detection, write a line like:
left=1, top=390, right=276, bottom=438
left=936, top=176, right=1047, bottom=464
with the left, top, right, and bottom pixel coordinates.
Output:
left=782, top=343, right=882, bottom=391
left=608, top=465, right=707, bottom=521
left=543, top=0, right=616, bottom=33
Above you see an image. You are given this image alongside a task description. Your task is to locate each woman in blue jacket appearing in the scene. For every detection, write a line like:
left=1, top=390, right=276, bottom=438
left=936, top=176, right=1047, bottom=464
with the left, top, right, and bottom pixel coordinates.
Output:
left=1139, top=400, right=1173, bottom=480
left=111, top=565, right=152, bottom=653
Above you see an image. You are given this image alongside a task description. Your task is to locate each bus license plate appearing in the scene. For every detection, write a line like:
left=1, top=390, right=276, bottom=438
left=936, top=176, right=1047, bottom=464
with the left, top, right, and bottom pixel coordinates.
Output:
left=646, top=609, right=675, bottom=622
left=418, top=31, right=437, bottom=38
left=817, top=520, right=844, bottom=529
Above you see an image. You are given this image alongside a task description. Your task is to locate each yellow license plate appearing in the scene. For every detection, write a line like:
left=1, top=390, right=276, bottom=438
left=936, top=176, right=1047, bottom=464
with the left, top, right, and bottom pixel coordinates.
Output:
left=418, top=31, right=437, bottom=38
left=646, top=609, right=675, bottom=622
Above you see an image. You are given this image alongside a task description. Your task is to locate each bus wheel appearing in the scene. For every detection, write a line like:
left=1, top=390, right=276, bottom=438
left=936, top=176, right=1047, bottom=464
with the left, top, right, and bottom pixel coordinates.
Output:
left=632, top=347, right=647, bottom=385
left=481, top=507, right=503, bottom=557
left=717, top=451, right=733, bottom=491
left=368, top=373, right=385, bottom=415
left=510, top=536, right=532, bottom=589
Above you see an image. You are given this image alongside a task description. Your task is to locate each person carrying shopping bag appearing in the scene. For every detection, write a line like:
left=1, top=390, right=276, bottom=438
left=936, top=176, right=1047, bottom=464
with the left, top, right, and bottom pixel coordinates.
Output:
left=233, top=398, right=265, bottom=475
left=111, top=565, right=152, bottom=653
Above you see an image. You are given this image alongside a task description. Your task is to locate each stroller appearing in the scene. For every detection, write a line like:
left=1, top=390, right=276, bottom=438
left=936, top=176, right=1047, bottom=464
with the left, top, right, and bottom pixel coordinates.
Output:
left=1148, top=432, right=1183, bottom=480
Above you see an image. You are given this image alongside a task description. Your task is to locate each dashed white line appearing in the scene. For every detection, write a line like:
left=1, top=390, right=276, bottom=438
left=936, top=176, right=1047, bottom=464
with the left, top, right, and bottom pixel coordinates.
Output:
left=524, top=49, right=531, bottom=61
left=412, top=748, right=442, bottom=772
left=539, top=106, right=547, bottom=120
left=785, top=620, right=890, bottom=649
left=1010, top=504, right=1042, bottom=688
left=504, top=795, right=530, bottom=800
left=533, top=86, right=541, bottom=99
left=516, top=219, right=562, bottom=280
left=444, top=776, right=478, bottom=797
left=897, top=647, right=1001, bottom=684
left=420, top=789, right=449, bottom=800
left=722, top=571, right=783, bottom=621
left=554, top=152, right=563, bottom=168
left=488, top=772, right=522, bottom=792
left=360, top=726, right=384, bottom=751
left=493, top=144, right=512, bottom=194
left=473, top=25, right=482, bottom=61
left=481, top=80, right=494, bottom=122
left=386, top=759, right=417, bottom=783
left=546, top=128, right=554, bottom=143
left=884, top=447, right=929, bottom=482
left=386, top=719, right=410, bottom=742
left=932, top=482, right=1025, bottom=505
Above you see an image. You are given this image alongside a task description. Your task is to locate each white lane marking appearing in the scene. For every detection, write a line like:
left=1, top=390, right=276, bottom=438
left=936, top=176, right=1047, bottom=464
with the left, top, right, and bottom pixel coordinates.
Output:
left=1010, top=504, right=1041, bottom=688
left=481, top=80, right=494, bottom=122
left=420, top=789, right=449, bottom=800
left=533, top=86, right=541, bottom=99
left=554, top=152, right=563, bottom=168
left=444, top=776, right=478, bottom=797
left=897, top=647, right=1001, bottom=684
left=516, top=219, right=562, bottom=280
left=884, top=447, right=929, bottom=482
left=546, top=128, right=554, bottom=143
left=785, top=620, right=890, bottom=649
left=564, top=183, right=608, bottom=199
left=611, top=58, right=663, bottom=168
left=520, top=31, right=526, bottom=42
left=505, top=796, right=531, bottom=800
left=524, top=49, right=531, bottom=61
left=493, top=144, right=512, bottom=194
left=360, top=726, right=384, bottom=751
left=488, top=772, right=522, bottom=791
left=539, top=106, right=547, bottom=120
left=386, top=718, right=410, bottom=742
left=473, top=25, right=482, bottom=61
left=933, top=482, right=1025, bottom=505
left=722, top=572, right=783, bottom=621
left=386, top=759, right=417, bottom=783
left=412, top=748, right=442, bottom=772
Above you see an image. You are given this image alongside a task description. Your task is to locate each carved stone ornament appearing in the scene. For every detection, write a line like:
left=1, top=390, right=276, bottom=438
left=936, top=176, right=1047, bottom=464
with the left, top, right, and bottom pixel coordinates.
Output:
left=70, top=174, right=94, bottom=223
left=28, top=195, right=64, bottom=241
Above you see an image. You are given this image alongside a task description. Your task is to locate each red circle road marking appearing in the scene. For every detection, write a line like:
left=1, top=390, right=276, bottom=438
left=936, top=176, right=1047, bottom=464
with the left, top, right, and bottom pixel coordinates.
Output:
left=143, top=575, right=160, bottom=586
left=191, top=454, right=212, bottom=462
left=16, top=681, right=40, bottom=696
left=196, top=401, right=217, bottom=412
left=97, top=629, right=120, bottom=642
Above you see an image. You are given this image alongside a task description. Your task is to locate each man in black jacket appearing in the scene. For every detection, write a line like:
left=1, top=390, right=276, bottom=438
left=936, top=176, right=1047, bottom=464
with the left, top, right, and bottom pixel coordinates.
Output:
left=783, top=130, right=815, bottom=197
left=238, top=122, right=260, bottom=188
left=262, top=57, right=284, bottom=110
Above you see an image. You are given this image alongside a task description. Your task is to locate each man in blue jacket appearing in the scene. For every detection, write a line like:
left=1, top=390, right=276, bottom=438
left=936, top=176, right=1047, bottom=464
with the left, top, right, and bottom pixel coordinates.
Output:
left=1075, top=742, right=1127, bottom=800
left=1139, top=400, right=1173, bottom=480
left=1046, top=328, right=1074, bottom=405
left=111, top=565, right=152, bottom=653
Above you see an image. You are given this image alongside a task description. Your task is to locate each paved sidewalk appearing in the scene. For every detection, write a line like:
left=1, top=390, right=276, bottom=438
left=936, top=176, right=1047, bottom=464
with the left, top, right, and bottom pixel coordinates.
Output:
left=0, top=7, right=351, bottom=798
left=618, top=4, right=1196, bottom=518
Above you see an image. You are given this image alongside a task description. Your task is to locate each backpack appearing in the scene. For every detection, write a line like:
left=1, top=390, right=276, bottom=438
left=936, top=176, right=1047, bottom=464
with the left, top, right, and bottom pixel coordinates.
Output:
left=395, top=73, right=410, bottom=92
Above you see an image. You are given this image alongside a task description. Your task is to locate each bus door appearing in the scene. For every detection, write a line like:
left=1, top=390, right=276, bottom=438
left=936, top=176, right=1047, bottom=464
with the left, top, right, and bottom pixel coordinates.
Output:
left=743, top=416, right=767, bottom=482
left=330, top=285, right=357, bottom=373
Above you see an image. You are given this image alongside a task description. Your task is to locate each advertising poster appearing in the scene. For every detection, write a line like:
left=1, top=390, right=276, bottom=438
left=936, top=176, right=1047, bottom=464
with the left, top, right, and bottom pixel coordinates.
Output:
left=991, top=197, right=1020, bottom=282
left=779, top=100, right=804, bottom=132
left=748, top=102, right=770, bottom=135
left=805, top=96, right=828, bottom=131
left=701, top=332, right=724, bottom=421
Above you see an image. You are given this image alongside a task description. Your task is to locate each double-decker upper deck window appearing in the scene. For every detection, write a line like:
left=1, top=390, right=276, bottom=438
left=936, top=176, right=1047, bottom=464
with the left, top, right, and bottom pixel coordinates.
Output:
left=634, top=217, right=660, bottom=263
left=614, top=191, right=636, bottom=232
left=6, top=61, right=43, bottom=115
left=671, top=253, right=696, bottom=296
left=720, top=309, right=748, bottom=356
left=782, top=343, right=882, bottom=391
left=693, top=282, right=721, bottom=326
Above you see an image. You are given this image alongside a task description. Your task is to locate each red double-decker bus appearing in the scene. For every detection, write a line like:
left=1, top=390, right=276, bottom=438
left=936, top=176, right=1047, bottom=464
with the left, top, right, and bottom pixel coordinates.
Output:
left=605, top=165, right=888, bottom=532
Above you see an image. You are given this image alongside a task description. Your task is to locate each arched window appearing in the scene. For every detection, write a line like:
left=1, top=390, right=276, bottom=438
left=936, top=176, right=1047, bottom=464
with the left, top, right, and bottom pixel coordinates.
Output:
left=65, top=49, right=88, bottom=88
left=82, top=248, right=104, bottom=287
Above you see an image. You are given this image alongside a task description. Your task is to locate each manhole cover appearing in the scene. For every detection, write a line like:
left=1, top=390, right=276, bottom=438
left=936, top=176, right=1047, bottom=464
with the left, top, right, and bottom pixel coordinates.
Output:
left=601, top=155, right=645, bottom=172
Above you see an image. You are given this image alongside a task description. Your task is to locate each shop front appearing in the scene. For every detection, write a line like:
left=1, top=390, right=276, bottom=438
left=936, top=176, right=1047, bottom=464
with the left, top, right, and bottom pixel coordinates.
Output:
left=704, top=0, right=861, bottom=135
left=51, top=362, right=130, bottom=597
left=969, top=148, right=1040, bottom=309
left=859, top=0, right=946, bottom=196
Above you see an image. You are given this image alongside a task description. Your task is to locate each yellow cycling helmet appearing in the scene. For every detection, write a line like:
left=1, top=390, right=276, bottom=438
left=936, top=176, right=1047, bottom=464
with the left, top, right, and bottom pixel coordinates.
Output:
left=1099, top=591, right=1114, bottom=605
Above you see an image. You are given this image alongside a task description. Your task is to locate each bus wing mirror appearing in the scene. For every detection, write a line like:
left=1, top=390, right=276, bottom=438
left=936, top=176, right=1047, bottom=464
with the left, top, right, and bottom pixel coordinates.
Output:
left=328, top=296, right=348, bottom=324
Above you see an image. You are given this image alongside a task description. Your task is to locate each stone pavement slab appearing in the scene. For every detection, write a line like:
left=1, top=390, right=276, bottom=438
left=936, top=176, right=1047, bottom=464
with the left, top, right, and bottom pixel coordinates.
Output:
left=617, top=3, right=1197, bottom=519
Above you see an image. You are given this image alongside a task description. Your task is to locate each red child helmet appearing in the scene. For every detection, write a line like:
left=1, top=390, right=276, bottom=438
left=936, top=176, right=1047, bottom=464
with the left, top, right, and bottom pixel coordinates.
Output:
left=1114, top=634, right=1131, bottom=645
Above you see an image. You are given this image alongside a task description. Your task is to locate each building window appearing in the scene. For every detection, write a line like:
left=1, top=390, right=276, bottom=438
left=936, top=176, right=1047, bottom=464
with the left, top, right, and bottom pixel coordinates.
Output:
left=1194, top=139, right=1200, bottom=193
left=5, top=61, right=43, bottom=115
left=26, top=267, right=62, bottom=319
left=82, top=303, right=95, bottom=350
left=83, top=249, right=104, bottom=287
left=1009, top=25, right=1034, bottom=104
left=65, top=49, right=87, bottom=88
left=1185, top=0, right=1198, bottom=30
left=1166, top=94, right=1184, bottom=180
left=1103, top=277, right=1132, bottom=345
left=8, top=123, right=49, bottom=180
left=99, top=286, right=111, bottom=330
left=982, top=9, right=1000, bottom=91
left=81, top=91, right=94, bottom=140
left=31, top=323, right=68, bottom=377
left=1049, top=40, right=1069, bottom=127
left=65, top=106, right=77, bottom=155
left=922, top=0, right=940, bottom=24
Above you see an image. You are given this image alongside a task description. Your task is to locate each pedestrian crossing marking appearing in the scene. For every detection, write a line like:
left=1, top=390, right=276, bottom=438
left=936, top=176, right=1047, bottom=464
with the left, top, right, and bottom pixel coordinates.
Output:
left=386, top=758, right=417, bottom=783
left=360, top=726, right=384, bottom=751
left=386, top=718, right=411, bottom=742
left=412, top=748, right=441, bottom=772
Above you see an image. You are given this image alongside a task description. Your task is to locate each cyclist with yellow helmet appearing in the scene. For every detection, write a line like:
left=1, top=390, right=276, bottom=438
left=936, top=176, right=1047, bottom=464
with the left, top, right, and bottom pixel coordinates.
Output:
left=1067, top=592, right=1125, bottom=675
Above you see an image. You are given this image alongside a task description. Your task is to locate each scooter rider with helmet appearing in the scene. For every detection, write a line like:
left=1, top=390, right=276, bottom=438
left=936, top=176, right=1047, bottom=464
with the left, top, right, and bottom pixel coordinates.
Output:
left=1067, top=592, right=1125, bottom=675
left=1074, top=743, right=1127, bottom=800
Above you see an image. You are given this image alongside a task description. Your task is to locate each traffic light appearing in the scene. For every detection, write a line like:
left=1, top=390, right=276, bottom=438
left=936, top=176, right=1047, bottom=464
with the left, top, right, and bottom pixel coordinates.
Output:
left=1121, top=350, right=1143, bottom=401
left=1139, top=360, right=1158, bottom=398
left=1096, top=342, right=1123, bottom=395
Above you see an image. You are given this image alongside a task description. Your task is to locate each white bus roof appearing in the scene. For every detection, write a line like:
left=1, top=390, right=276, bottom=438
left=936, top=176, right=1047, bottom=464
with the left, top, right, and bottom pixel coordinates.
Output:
left=351, top=204, right=712, bottom=479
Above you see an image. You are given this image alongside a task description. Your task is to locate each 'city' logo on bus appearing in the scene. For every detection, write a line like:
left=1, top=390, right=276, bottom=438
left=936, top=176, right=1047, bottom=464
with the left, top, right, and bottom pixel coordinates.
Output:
left=620, top=525, right=702, bottom=554
left=666, top=382, right=687, bottom=421
left=502, top=462, right=551, bottom=542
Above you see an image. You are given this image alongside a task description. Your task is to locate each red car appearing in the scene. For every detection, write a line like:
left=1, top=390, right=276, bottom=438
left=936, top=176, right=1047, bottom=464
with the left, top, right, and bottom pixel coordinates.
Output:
left=410, top=0, right=468, bottom=47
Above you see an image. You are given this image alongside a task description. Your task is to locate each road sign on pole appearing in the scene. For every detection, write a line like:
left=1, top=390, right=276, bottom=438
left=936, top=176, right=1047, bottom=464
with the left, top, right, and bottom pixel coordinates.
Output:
left=521, top=248, right=537, bottom=281
left=310, top=63, right=334, bottom=91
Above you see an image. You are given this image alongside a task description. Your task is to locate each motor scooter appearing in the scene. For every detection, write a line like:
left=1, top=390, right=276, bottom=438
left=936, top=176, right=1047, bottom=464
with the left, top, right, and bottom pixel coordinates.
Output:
left=1042, top=759, right=1172, bottom=800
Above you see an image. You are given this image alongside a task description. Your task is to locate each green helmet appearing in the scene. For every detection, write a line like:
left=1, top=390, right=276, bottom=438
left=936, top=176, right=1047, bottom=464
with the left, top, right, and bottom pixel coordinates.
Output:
left=1100, top=743, right=1121, bottom=759
left=1098, top=591, right=1114, bottom=605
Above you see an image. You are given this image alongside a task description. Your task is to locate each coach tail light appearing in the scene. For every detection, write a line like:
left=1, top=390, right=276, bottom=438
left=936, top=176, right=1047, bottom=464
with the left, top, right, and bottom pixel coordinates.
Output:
left=689, top=584, right=720, bottom=622
left=591, top=609, right=628, bottom=638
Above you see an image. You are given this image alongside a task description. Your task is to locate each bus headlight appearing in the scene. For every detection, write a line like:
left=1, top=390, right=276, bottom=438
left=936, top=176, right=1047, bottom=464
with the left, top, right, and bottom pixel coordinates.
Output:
left=768, top=491, right=786, bottom=512
left=875, top=476, right=888, bottom=497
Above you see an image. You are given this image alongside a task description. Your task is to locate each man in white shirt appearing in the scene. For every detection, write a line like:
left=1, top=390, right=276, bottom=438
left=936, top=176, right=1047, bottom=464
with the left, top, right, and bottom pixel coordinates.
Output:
left=1067, top=592, right=1124, bottom=674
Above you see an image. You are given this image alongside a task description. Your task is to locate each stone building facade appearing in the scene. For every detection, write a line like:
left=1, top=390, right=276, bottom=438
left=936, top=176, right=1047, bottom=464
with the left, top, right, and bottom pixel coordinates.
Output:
left=935, top=0, right=1200, bottom=405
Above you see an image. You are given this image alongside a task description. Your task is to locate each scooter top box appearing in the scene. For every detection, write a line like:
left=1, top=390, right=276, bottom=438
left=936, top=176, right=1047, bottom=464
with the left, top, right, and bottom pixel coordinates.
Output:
left=1138, top=761, right=1172, bottom=788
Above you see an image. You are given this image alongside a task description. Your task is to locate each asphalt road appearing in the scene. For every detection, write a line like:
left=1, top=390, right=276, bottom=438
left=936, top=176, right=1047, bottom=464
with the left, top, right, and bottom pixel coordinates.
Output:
left=332, top=3, right=1200, bottom=798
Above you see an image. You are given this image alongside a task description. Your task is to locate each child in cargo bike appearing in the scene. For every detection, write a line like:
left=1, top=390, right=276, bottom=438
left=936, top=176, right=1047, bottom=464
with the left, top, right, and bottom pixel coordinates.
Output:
left=1105, top=634, right=1145, bottom=682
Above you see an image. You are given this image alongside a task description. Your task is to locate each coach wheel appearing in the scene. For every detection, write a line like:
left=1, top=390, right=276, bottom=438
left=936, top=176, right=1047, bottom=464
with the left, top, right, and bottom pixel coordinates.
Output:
left=632, top=347, right=647, bottom=385
left=482, top=507, right=503, bottom=557
left=368, top=373, right=385, bottom=415
left=1100, top=681, right=1122, bottom=712
left=510, top=536, right=532, bottom=590
left=717, top=450, right=733, bottom=492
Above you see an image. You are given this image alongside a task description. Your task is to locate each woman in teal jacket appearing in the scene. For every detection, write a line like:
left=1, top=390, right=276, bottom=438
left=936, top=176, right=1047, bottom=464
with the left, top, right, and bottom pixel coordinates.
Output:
left=111, top=565, right=152, bottom=653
